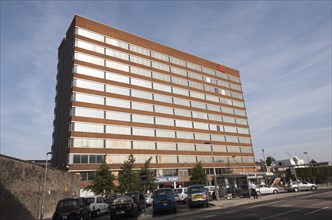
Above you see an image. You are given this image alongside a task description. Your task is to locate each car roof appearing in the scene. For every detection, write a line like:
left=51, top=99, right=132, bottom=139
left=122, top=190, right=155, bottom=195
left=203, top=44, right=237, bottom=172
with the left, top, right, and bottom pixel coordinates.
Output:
left=155, top=188, right=173, bottom=191
left=59, top=197, right=83, bottom=201
left=126, top=191, right=141, bottom=194
left=188, top=185, right=205, bottom=188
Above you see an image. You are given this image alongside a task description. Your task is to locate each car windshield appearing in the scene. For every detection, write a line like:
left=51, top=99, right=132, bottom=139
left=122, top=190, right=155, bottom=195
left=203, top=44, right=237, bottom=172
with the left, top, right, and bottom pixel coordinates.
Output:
left=126, top=193, right=139, bottom=200
left=154, top=190, right=173, bottom=197
left=114, top=196, right=132, bottom=204
left=188, top=186, right=205, bottom=193
left=292, top=181, right=301, bottom=184
left=173, top=189, right=183, bottom=194
left=86, top=198, right=95, bottom=204
left=57, top=200, right=79, bottom=209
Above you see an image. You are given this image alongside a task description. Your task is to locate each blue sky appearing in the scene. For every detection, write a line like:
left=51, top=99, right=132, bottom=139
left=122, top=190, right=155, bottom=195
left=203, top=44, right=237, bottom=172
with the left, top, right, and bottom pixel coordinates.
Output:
left=1, top=1, right=331, bottom=163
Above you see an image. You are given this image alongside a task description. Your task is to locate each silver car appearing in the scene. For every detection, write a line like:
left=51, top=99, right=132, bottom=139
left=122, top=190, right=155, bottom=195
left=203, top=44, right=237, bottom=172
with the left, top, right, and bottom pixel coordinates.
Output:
left=284, top=180, right=317, bottom=192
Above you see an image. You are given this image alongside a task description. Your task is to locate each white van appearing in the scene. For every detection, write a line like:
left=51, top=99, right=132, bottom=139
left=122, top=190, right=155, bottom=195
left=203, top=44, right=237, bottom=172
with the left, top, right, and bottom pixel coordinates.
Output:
left=173, top=187, right=188, bottom=203
left=86, top=196, right=109, bottom=217
left=205, top=185, right=219, bottom=194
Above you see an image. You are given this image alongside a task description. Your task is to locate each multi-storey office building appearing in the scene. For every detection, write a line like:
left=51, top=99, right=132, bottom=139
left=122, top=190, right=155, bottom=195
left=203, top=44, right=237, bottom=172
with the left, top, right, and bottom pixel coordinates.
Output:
left=52, top=15, right=255, bottom=188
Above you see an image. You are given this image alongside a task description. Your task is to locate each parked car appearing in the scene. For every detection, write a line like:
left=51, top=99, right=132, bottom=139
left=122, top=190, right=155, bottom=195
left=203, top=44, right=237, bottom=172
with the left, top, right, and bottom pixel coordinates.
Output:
left=205, top=186, right=216, bottom=201
left=173, top=187, right=188, bottom=203
left=212, top=188, right=227, bottom=200
left=125, top=191, right=146, bottom=212
left=52, top=197, right=91, bottom=220
left=205, top=185, right=219, bottom=195
left=284, top=180, right=317, bottom=192
left=255, top=185, right=279, bottom=195
left=145, top=193, right=153, bottom=207
left=187, top=185, right=209, bottom=208
left=105, top=194, right=123, bottom=205
left=85, top=196, right=109, bottom=217
left=152, top=188, right=177, bottom=214
left=109, top=195, right=137, bottom=219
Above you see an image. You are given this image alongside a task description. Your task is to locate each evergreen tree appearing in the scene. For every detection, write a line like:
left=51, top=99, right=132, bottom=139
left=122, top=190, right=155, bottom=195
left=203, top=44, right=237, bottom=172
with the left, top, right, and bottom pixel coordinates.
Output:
left=118, top=154, right=141, bottom=193
left=266, top=156, right=275, bottom=166
left=140, top=157, right=157, bottom=192
left=84, top=159, right=116, bottom=195
left=190, top=162, right=208, bottom=185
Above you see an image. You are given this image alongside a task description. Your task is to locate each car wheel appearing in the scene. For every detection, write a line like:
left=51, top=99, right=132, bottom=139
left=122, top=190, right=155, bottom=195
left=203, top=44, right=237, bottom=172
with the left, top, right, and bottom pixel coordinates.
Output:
left=273, top=190, right=278, bottom=194
left=294, top=187, right=299, bottom=192
left=311, top=186, right=317, bottom=191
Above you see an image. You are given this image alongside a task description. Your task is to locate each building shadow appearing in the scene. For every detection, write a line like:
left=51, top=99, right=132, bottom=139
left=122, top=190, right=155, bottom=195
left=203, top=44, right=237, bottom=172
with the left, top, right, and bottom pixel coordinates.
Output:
left=0, top=184, right=36, bottom=220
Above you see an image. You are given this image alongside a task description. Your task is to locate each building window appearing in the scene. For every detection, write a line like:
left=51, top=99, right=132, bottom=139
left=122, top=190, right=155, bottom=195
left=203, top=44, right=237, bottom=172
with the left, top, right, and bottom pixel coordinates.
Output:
left=106, top=72, right=129, bottom=84
left=156, top=130, right=175, bottom=138
left=132, top=127, right=155, bottom=137
left=131, top=78, right=152, bottom=88
left=178, top=156, right=196, bottom=163
left=105, top=140, right=132, bottom=149
left=132, top=114, right=154, bottom=124
left=106, top=85, right=130, bottom=96
left=157, top=142, right=177, bottom=151
left=106, top=98, right=130, bottom=108
left=106, top=125, right=131, bottom=135
left=105, top=111, right=131, bottom=121
left=132, top=101, right=154, bottom=112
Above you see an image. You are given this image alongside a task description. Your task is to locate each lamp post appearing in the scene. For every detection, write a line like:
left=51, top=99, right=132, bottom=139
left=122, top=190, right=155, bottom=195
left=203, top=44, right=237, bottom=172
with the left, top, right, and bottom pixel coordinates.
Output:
left=211, top=146, right=219, bottom=201
left=303, top=152, right=310, bottom=166
left=204, top=142, right=219, bottom=201
left=262, top=149, right=267, bottom=172
left=41, top=152, right=52, bottom=219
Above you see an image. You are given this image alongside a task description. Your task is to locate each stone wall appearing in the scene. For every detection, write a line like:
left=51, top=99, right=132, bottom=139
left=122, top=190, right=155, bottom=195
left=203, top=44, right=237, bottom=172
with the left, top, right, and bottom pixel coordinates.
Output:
left=0, top=154, right=80, bottom=220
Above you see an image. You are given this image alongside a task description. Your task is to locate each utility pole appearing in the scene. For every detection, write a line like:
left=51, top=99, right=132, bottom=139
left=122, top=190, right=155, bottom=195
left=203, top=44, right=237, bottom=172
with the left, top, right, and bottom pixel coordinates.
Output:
left=303, top=152, right=310, bottom=166
left=41, top=152, right=52, bottom=219
left=262, top=149, right=267, bottom=172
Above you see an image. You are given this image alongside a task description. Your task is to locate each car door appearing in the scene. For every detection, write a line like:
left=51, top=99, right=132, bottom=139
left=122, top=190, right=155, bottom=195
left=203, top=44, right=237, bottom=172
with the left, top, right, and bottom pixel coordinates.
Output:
left=258, top=185, right=266, bottom=194
left=301, top=181, right=310, bottom=190
left=97, top=197, right=107, bottom=213
left=298, top=181, right=306, bottom=190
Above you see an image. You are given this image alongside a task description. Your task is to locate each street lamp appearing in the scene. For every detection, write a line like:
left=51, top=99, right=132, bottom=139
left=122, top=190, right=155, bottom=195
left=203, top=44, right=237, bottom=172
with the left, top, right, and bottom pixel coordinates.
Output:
left=41, top=152, right=52, bottom=219
left=303, top=152, right=310, bottom=166
left=262, top=149, right=267, bottom=172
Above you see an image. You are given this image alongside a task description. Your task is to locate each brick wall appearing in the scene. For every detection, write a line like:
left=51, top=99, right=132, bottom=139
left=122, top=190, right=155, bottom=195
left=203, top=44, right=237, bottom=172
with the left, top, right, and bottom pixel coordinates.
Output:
left=0, top=154, right=80, bottom=220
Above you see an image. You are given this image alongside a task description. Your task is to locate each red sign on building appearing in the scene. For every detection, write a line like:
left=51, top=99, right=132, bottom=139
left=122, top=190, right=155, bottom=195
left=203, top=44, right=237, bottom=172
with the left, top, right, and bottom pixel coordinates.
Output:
left=217, top=64, right=226, bottom=73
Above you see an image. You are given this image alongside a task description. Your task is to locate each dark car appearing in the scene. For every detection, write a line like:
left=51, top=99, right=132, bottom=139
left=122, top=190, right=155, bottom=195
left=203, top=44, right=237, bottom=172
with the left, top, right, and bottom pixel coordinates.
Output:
left=125, top=191, right=146, bottom=212
left=187, top=185, right=209, bottom=208
left=152, top=188, right=177, bottom=215
left=109, top=196, right=138, bottom=219
left=105, top=194, right=123, bottom=205
left=52, top=197, right=91, bottom=220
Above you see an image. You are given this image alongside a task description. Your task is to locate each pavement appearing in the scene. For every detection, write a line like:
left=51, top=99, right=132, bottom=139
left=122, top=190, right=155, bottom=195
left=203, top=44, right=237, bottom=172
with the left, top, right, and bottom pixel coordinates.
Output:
left=208, top=183, right=332, bottom=209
